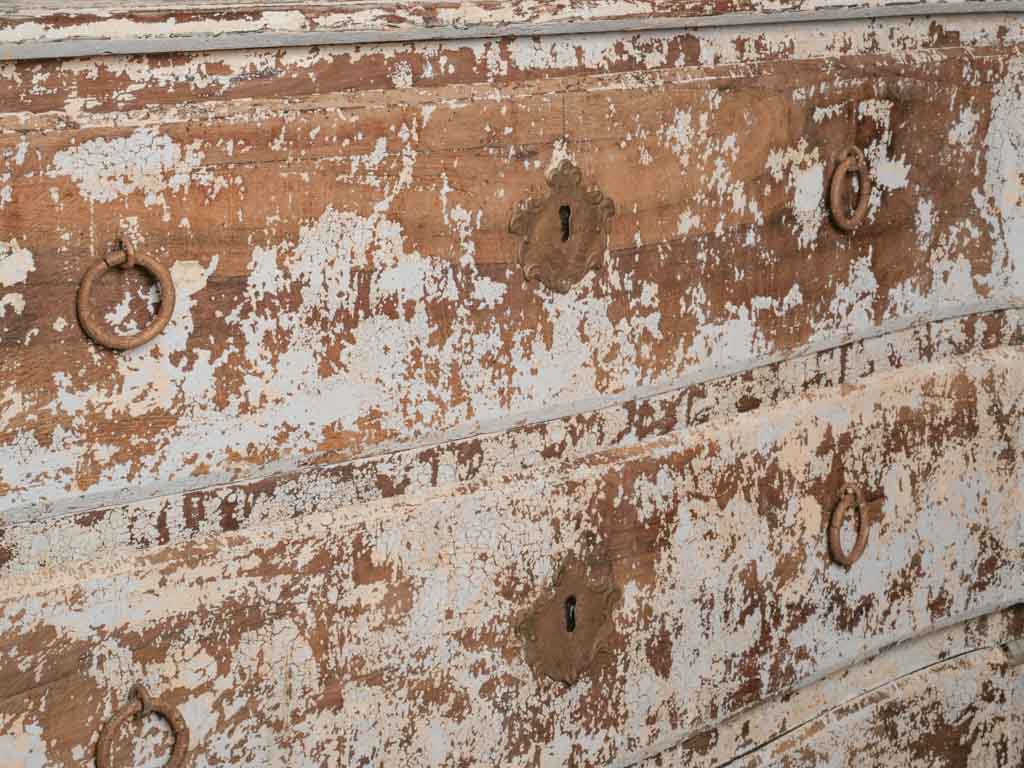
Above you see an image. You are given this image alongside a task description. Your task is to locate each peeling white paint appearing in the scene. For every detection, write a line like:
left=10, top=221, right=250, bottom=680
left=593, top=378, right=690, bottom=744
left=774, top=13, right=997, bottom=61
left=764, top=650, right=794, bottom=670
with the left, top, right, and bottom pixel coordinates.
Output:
left=0, top=240, right=34, bottom=288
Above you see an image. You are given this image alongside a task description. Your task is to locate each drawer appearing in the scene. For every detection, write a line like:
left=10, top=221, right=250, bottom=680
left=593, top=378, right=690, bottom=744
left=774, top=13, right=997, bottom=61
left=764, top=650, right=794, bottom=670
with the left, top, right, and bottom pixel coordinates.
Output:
left=735, top=648, right=1023, bottom=767
left=644, top=615, right=1024, bottom=766
left=2, top=344, right=1021, bottom=766
left=2, top=23, right=1023, bottom=520
left=0, top=306, right=1020, bottom=580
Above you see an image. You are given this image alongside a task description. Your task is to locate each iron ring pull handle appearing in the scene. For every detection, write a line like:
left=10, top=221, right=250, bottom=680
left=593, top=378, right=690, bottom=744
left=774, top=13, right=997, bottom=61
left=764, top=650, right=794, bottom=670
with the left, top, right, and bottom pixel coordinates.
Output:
left=95, top=684, right=189, bottom=768
left=828, top=484, right=872, bottom=567
left=77, top=237, right=176, bottom=351
left=829, top=146, right=872, bottom=233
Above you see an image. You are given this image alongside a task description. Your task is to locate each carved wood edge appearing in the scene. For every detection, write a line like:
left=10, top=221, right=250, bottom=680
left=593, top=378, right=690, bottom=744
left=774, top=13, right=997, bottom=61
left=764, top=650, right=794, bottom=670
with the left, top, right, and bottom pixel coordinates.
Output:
left=4, top=2, right=1024, bottom=60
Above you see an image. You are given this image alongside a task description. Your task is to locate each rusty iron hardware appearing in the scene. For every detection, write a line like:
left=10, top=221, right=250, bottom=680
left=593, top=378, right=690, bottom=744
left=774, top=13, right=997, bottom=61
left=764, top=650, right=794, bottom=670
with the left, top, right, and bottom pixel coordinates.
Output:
left=829, top=146, right=872, bottom=232
left=828, top=484, right=883, bottom=567
left=516, top=550, right=621, bottom=686
left=95, top=683, right=189, bottom=768
left=77, top=236, right=176, bottom=351
left=509, top=160, right=615, bottom=293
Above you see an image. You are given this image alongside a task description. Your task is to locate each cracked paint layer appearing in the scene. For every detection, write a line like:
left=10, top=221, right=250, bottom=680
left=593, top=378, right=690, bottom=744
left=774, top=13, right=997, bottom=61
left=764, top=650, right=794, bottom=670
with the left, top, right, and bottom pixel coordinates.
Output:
left=0, top=11, right=1023, bottom=766
left=0, top=341, right=1021, bottom=765
left=1, top=18, right=1023, bottom=520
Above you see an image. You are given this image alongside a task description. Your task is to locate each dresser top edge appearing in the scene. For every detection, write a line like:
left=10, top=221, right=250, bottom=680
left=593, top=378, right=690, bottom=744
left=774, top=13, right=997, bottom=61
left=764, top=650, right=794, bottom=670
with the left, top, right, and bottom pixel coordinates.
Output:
left=3, top=0, right=1024, bottom=62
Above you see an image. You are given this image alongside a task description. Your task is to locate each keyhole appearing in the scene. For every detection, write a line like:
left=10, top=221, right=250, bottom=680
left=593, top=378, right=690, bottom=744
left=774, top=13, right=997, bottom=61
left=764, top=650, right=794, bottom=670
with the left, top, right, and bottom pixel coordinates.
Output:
left=565, top=595, right=577, bottom=633
left=559, top=205, right=572, bottom=242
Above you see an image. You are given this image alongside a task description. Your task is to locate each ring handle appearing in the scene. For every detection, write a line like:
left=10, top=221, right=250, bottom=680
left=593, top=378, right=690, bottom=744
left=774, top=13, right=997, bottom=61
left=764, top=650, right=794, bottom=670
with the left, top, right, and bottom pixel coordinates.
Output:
left=829, top=146, right=872, bottom=232
left=828, top=484, right=871, bottom=567
left=77, top=237, right=175, bottom=351
left=95, top=684, right=189, bottom=768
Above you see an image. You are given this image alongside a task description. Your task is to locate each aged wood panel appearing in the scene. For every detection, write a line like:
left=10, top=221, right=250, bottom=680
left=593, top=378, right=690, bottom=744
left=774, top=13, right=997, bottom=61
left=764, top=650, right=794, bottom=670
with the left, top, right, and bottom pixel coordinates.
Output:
left=4, top=15, right=1024, bottom=119
left=643, top=622, right=1024, bottom=766
left=638, top=610, right=1024, bottom=765
left=2, top=28, right=1022, bottom=520
left=0, top=307, right=1019, bottom=582
left=1, top=345, right=1020, bottom=765
left=732, top=649, right=1024, bottom=766
left=740, top=650, right=1023, bottom=767
left=4, top=1, right=1023, bottom=60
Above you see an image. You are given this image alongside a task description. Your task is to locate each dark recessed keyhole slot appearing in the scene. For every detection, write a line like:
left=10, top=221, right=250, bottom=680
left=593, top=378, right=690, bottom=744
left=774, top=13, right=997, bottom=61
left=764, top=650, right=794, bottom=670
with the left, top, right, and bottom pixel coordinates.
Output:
left=559, top=205, right=572, bottom=242
left=565, top=595, right=577, bottom=632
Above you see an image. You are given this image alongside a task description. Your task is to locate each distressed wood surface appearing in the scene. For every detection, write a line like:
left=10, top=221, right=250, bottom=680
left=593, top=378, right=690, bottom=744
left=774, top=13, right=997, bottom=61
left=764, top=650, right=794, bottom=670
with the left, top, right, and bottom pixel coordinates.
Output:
left=644, top=622, right=1024, bottom=766
left=4, top=1, right=1024, bottom=60
left=1, top=307, right=1020, bottom=583
left=741, top=650, right=1022, bottom=767
left=2, top=18, right=1023, bottom=521
left=1, top=342, right=1021, bottom=765
left=8, top=15, right=1024, bottom=118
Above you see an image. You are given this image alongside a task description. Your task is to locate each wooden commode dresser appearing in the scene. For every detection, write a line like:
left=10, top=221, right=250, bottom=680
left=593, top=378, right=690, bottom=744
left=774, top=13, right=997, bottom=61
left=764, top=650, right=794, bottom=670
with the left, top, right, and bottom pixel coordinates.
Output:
left=0, top=1, right=1022, bottom=765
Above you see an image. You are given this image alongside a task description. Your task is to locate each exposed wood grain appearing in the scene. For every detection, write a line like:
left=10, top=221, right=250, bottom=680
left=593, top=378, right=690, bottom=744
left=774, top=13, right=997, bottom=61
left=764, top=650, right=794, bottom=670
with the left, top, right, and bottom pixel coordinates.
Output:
left=5, top=15, right=1024, bottom=118
left=1, top=10, right=1022, bottom=766
left=0, top=307, right=1019, bottom=582
left=2, top=24, right=1022, bottom=521
left=4, top=1, right=1024, bottom=61
left=643, top=622, right=1024, bottom=766
left=1, top=344, right=1021, bottom=765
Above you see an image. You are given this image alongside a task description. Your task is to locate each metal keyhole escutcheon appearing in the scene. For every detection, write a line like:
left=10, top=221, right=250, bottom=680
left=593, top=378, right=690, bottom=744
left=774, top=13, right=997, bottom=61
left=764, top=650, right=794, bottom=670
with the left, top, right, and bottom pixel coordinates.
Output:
left=95, top=684, right=189, bottom=768
left=509, top=160, right=615, bottom=293
left=517, top=551, right=620, bottom=686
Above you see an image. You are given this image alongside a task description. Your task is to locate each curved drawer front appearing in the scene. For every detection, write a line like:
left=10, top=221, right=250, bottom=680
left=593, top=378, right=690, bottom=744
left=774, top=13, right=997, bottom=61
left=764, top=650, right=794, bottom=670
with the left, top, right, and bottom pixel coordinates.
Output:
left=2, top=22, right=1024, bottom=518
left=741, top=650, right=1023, bottom=767
left=647, top=637, right=1024, bottom=767
left=1, top=347, right=1021, bottom=766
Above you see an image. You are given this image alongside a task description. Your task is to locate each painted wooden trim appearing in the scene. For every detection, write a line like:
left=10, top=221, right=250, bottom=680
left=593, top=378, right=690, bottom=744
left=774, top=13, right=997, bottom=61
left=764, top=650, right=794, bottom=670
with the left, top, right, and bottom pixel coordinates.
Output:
left=2, top=0, right=1024, bottom=60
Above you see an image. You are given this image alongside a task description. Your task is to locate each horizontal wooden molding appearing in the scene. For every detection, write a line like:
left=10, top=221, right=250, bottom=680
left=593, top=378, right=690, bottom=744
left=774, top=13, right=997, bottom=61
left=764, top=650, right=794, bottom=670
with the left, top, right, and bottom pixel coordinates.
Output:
left=2, top=0, right=1024, bottom=60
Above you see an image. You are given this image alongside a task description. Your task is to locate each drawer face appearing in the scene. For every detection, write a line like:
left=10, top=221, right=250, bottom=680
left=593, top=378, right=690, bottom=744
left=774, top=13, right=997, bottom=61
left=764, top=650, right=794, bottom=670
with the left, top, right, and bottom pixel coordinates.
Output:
left=734, top=650, right=1024, bottom=767
left=1, top=348, right=1021, bottom=766
left=650, top=643, right=1024, bottom=767
left=1, top=34, right=1023, bottom=518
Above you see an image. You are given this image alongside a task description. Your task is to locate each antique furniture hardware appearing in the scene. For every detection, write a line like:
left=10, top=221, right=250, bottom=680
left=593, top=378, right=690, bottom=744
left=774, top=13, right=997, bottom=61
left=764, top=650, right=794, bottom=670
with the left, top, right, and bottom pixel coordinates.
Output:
left=509, top=160, right=615, bottom=293
left=77, top=236, right=176, bottom=351
left=517, top=551, right=621, bottom=685
left=95, top=683, right=189, bottom=768
left=828, top=484, right=883, bottom=567
left=829, top=146, right=872, bottom=232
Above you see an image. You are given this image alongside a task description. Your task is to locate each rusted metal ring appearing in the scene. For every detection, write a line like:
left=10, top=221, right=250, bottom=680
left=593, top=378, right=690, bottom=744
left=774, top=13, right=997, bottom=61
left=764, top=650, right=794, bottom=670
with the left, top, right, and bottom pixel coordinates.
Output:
left=829, top=147, right=872, bottom=232
left=77, top=244, right=175, bottom=351
left=828, top=485, right=870, bottom=567
left=95, top=684, right=189, bottom=768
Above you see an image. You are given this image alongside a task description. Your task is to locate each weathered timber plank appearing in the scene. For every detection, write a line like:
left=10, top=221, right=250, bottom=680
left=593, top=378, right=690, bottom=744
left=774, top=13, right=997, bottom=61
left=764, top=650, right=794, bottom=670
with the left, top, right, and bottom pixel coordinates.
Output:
left=0, top=345, right=1021, bottom=765
left=0, top=307, right=1020, bottom=582
left=1, top=38, right=1022, bottom=519
left=3, top=16, right=1023, bottom=120
left=3, top=1, right=1024, bottom=61
left=643, top=623, right=1024, bottom=766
